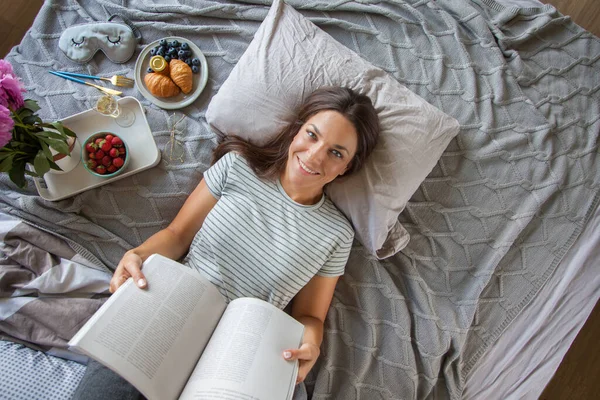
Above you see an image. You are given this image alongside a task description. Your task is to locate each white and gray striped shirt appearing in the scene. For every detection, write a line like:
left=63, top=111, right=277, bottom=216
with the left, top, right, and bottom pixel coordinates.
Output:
left=183, top=152, right=354, bottom=309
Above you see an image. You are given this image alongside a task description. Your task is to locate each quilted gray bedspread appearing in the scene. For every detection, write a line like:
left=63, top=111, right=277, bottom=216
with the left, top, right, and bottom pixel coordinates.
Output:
left=1, top=0, right=599, bottom=398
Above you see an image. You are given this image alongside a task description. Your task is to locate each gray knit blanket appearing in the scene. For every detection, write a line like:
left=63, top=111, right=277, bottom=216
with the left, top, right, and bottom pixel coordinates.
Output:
left=1, top=0, right=599, bottom=398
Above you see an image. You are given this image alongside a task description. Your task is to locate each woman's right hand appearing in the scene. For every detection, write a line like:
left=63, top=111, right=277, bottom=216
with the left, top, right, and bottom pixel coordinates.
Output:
left=109, top=251, right=147, bottom=293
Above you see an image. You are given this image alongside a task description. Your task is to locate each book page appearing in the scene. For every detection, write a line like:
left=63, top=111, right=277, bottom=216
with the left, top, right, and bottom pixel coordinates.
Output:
left=69, top=254, right=227, bottom=400
left=179, top=297, right=304, bottom=400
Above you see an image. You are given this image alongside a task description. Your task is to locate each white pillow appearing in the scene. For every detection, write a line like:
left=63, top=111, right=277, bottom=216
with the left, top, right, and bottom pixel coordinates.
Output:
left=206, top=0, right=460, bottom=259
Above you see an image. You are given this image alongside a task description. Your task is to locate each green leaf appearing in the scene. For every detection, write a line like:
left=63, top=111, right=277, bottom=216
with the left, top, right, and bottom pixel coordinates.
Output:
left=0, top=151, right=14, bottom=161
left=48, top=159, right=61, bottom=171
left=22, top=115, right=43, bottom=125
left=0, top=154, right=15, bottom=172
left=49, top=122, right=65, bottom=136
left=39, top=140, right=53, bottom=160
left=62, top=125, right=77, bottom=138
left=37, top=130, right=66, bottom=140
left=15, top=141, right=38, bottom=153
left=43, top=138, right=69, bottom=155
left=33, top=150, right=50, bottom=177
left=23, top=99, right=41, bottom=113
left=17, top=108, right=34, bottom=120
left=8, top=162, right=27, bottom=188
left=44, top=122, right=77, bottom=139
left=10, top=140, right=37, bottom=147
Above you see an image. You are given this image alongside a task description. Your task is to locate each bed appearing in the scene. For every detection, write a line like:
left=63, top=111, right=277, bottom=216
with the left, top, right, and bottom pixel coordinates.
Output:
left=1, top=0, right=599, bottom=399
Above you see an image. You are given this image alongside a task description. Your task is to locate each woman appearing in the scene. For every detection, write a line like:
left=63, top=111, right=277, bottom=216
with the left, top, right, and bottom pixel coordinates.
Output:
left=109, top=86, right=379, bottom=387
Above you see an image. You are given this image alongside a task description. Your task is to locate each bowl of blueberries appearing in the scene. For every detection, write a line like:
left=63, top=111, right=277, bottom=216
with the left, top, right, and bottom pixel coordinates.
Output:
left=134, top=36, right=209, bottom=110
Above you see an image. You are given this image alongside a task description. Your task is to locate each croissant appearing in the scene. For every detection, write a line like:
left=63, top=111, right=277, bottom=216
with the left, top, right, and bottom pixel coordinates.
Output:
left=144, top=73, right=180, bottom=98
left=169, top=59, right=193, bottom=94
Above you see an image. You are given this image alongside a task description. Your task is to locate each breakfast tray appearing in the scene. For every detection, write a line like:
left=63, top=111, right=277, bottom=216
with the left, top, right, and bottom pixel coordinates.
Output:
left=34, top=97, right=161, bottom=201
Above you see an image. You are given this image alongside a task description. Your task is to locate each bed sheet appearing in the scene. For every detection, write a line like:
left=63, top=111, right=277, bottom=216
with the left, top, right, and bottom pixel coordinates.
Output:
left=464, top=200, right=600, bottom=398
left=0, top=340, right=86, bottom=400
left=460, top=0, right=600, bottom=396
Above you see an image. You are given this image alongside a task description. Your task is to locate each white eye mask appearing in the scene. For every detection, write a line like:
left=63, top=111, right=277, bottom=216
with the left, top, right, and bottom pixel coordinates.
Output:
left=58, top=21, right=140, bottom=64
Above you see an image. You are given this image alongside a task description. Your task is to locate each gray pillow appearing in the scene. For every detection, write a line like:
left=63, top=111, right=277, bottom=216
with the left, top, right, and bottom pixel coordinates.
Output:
left=206, top=0, right=460, bottom=259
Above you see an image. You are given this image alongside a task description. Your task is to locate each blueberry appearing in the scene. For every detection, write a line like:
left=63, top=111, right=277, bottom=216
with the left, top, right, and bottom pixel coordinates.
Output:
left=172, top=40, right=180, bottom=47
left=178, top=49, right=186, bottom=57
left=171, top=53, right=178, bottom=60
left=157, top=49, right=165, bottom=57
left=183, top=50, right=192, bottom=58
left=185, top=58, right=192, bottom=66
left=192, top=58, right=200, bottom=66
left=181, top=42, right=189, bottom=50
left=168, top=47, right=177, bottom=55
left=150, top=48, right=156, bottom=56
left=164, top=55, right=171, bottom=62
left=147, top=67, right=153, bottom=73
left=159, top=39, right=167, bottom=46
left=192, top=65, right=199, bottom=74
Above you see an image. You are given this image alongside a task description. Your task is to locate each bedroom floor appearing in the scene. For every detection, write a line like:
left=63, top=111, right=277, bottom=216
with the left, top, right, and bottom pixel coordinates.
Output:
left=0, top=0, right=599, bottom=399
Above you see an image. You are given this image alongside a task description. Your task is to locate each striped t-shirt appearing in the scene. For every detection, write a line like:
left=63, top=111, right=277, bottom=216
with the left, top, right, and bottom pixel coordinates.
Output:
left=183, top=152, right=354, bottom=309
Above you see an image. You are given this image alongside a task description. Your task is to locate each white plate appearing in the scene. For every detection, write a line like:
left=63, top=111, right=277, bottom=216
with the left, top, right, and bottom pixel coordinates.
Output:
left=33, top=97, right=161, bottom=201
left=134, top=36, right=209, bottom=110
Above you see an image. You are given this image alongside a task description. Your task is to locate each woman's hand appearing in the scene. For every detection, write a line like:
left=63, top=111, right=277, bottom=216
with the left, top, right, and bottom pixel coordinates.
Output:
left=109, top=251, right=147, bottom=293
left=283, top=342, right=321, bottom=384
left=286, top=274, right=340, bottom=385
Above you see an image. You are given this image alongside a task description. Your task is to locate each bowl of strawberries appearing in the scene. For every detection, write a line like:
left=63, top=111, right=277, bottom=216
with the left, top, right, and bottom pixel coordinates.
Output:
left=82, top=132, right=129, bottom=177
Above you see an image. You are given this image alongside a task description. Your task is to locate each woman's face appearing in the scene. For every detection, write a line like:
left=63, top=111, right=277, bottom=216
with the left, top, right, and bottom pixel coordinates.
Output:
left=282, top=110, right=358, bottom=201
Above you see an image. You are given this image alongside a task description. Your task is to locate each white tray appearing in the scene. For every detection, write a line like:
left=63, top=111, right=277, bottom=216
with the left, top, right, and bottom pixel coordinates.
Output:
left=34, top=97, right=161, bottom=201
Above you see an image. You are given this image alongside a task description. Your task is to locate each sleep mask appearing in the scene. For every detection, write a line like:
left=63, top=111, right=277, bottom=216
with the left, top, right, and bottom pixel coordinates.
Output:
left=58, top=16, right=142, bottom=64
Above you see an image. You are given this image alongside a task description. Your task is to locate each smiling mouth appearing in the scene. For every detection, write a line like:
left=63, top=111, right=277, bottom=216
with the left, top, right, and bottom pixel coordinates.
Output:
left=297, top=156, right=319, bottom=175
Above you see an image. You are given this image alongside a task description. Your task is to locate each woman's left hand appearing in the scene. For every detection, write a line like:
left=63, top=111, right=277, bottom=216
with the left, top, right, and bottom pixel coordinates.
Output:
left=283, top=342, right=321, bottom=384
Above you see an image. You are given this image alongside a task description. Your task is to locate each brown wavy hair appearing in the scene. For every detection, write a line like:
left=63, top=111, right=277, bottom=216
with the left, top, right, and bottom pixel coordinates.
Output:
left=212, top=86, right=380, bottom=180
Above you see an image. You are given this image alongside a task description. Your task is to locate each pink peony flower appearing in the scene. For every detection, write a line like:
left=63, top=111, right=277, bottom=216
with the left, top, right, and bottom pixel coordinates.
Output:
left=0, top=105, right=14, bottom=148
left=0, top=59, right=25, bottom=111
left=0, top=76, right=25, bottom=111
left=0, top=60, right=15, bottom=77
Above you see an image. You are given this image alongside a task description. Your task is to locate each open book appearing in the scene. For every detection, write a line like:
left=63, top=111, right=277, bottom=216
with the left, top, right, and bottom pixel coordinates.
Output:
left=69, top=254, right=304, bottom=400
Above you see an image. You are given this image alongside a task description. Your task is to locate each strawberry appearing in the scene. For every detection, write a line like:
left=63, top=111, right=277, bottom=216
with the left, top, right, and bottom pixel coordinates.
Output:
left=95, top=149, right=105, bottom=159
left=109, top=148, right=120, bottom=158
left=101, top=155, right=112, bottom=167
left=104, top=134, right=114, bottom=143
left=100, top=140, right=112, bottom=152
left=107, top=165, right=118, bottom=173
left=111, top=136, right=124, bottom=148
left=112, top=157, right=124, bottom=168
left=87, top=159, right=98, bottom=169
left=95, top=165, right=107, bottom=174
left=95, top=137, right=104, bottom=145
left=85, top=142, right=97, bottom=153
left=88, top=151, right=97, bottom=159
